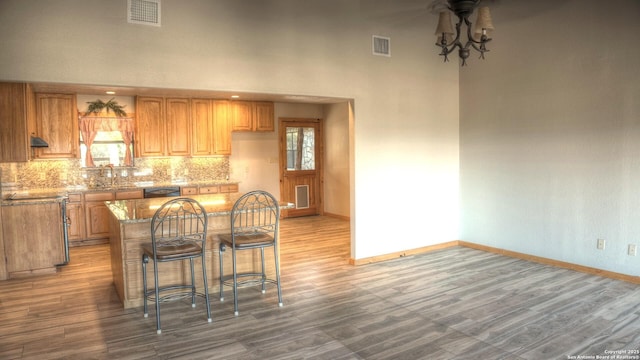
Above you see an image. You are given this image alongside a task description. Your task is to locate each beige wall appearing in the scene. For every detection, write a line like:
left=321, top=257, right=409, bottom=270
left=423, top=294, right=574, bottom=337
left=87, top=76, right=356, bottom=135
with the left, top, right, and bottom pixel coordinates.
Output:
left=460, top=0, right=640, bottom=276
left=324, top=102, right=351, bottom=218
left=0, top=0, right=460, bottom=261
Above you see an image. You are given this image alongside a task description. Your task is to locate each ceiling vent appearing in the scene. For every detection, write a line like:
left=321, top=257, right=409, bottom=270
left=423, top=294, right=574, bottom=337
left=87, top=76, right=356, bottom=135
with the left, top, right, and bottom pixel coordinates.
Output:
left=372, top=35, right=391, bottom=57
left=128, top=0, right=161, bottom=27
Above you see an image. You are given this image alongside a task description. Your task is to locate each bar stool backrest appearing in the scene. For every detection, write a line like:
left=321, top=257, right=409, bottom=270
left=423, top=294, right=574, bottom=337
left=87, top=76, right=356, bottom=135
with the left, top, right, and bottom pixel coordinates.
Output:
left=230, top=191, right=280, bottom=241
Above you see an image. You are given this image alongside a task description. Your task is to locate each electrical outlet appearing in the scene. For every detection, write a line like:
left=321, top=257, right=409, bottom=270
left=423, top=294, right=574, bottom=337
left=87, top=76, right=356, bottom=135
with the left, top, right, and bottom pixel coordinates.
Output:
left=597, top=239, right=606, bottom=250
left=628, top=244, right=637, bottom=256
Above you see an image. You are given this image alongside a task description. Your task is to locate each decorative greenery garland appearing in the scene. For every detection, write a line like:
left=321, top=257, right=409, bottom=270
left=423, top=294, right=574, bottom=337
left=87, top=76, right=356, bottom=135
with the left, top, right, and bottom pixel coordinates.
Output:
left=84, top=98, right=128, bottom=117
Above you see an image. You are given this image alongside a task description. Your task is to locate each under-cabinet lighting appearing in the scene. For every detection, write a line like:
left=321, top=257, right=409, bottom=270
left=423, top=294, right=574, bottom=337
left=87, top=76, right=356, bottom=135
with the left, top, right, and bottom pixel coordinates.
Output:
left=231, top=95, right=240, bottom=99
left=106, top=91, right=116, bottom=95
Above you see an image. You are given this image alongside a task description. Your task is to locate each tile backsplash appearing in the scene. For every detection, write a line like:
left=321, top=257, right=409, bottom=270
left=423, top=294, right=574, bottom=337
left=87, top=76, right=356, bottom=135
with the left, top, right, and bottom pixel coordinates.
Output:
left=0, top=157, right=229, bottom=191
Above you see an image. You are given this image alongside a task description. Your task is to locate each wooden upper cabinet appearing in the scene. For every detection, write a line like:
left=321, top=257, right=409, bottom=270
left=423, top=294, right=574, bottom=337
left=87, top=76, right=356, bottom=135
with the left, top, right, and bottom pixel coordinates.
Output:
left=231, top=101, right=274, bottom=132
left=253, top=101, right=275, bottom=131
left=165, top=98, right=191, bottom=156
left=0, top=83, right=32, bottom=162
left=212, top=100, right=232, bottom=155
left=230, top=101, right=254, bottom=131
left=34, top=93, right=78, bottom=159
left=135, top=96, right=165, bottom=157
left=191, top=99, right=214, bottom=156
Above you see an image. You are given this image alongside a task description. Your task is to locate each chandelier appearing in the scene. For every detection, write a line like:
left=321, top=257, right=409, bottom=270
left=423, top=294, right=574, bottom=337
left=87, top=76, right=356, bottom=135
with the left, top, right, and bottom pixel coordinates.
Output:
left=434, top=0, right=494, bottom=66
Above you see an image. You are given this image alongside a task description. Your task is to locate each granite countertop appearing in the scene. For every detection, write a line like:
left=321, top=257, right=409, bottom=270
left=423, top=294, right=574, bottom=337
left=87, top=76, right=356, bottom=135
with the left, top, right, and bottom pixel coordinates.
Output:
left=0, top=188, right=69, bottom=206
left=1, top=180, right=240, bottom=198
left=106, top=193, right=293, bottom=224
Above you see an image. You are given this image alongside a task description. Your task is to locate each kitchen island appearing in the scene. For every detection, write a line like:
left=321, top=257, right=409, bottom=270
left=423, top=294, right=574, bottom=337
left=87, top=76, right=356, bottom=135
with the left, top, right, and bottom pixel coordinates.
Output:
left=107, top=193, right=291, bottom=308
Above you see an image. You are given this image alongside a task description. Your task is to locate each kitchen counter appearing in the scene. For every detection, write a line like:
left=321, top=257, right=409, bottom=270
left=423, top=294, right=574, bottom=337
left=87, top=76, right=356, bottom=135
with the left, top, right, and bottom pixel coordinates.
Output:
left=106, top=193, right=292, bottom=308
left=105, top=193, right=281, bottom=223
left=1, top=193, right=68, bottom=206
left=1, top=180, right=240, bottom=197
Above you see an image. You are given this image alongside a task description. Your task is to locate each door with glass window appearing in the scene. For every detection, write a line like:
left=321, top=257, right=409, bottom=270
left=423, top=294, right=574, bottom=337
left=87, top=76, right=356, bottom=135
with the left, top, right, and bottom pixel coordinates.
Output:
left=279, top=118, right=323, bottom=218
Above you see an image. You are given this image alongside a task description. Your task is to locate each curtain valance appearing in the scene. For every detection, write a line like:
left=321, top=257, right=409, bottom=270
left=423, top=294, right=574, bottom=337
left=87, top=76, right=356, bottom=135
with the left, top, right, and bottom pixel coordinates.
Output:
left=79, top=115, right=134, bottom=167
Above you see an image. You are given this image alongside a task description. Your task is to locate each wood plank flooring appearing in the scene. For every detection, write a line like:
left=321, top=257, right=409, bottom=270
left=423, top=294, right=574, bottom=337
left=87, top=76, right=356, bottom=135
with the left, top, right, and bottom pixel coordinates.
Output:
left=1, top=215, right=639, bottom=359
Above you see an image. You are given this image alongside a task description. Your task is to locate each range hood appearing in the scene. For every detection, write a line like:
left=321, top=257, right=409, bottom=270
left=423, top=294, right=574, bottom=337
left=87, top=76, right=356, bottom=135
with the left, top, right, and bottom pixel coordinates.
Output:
left=30, top=136, right=49, bottom=148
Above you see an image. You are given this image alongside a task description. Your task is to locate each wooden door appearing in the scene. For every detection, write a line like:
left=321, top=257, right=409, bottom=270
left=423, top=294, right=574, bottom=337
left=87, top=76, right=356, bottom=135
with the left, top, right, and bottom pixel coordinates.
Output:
left=253, top=101, right=274, bottom=131
left=2, top=202, right=65, bottom=274
left=135, top=97, right=165, bottom=157
left=84, top=192, right=114, bottom=242
left=230, top=100, right=253, bottom=131
left=34, top=93, right=78, bottom=159
left=66, top=202, right=85, bottom=244
left=279, top=118, right=323, bottom=218
left=212, top=100, right=232, bottom=155
left=0, top=83, right=30, bottom=162
left=191, top=99, right=213, bottom=155
left=85, top=201, right=111, bottom=240
left=165, top=98, right=191, bottom=156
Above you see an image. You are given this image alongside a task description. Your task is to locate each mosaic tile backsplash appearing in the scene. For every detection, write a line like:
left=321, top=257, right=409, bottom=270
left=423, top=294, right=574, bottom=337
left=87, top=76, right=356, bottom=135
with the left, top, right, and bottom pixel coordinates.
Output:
left=0, top=157, right=230, bottom=191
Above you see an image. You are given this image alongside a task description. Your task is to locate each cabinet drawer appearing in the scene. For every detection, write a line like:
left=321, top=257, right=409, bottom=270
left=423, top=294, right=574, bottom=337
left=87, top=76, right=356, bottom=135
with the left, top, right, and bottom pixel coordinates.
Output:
left=116, top=190, right=143, bottom=200
left=67, top=193, right=82, bottom=203
left=84, top=192, right=114, bottom=202
left=199, top=186, right=219, bottom=194
left=181, top=187, right=197, bottom=195
left=219, top=184, right=239, bottom=193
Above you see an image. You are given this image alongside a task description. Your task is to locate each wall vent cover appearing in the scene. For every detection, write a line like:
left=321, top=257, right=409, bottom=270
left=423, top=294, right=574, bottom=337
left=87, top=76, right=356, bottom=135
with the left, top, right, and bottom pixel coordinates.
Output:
left=128, top=0, right=161, bottom=27
left=295, top=185, right=310, bottom=209
left=372, top=35, right=391, bottom=57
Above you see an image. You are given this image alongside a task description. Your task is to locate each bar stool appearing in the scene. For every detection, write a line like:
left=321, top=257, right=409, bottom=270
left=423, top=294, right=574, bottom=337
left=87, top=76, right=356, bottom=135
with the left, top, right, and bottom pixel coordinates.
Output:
left=141, top=197, right=212, bottom=334
left=218, top=190, right=283, bottom=316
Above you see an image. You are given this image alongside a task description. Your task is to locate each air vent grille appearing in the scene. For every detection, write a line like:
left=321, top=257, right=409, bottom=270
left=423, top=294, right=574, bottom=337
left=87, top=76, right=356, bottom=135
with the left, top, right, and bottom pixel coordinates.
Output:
left=295, top=185, right=310, bottom=209
left=128, top=0, right=161, bottom=26
left=372, top=35, right=391, bottom=57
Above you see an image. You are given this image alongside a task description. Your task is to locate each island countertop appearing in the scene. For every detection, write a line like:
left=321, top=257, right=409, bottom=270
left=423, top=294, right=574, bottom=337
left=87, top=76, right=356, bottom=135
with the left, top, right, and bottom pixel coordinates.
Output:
left=106, top=193, right=293, bottom=224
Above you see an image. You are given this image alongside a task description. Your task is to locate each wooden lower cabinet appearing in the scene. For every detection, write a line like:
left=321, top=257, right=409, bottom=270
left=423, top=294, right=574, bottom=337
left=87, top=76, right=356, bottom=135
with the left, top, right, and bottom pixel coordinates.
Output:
left=82, top=189, right=143, bottom=245
left=1, top=202, right=65, bottom=278
left=66, top=193, right=85, bottom=245
left=85, top=191, right=114, bottom=244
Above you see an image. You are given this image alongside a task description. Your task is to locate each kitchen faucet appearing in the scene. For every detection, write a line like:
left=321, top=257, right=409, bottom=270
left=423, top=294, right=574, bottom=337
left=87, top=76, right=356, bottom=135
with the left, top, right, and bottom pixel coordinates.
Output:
left=99, top=164, right=117, bottom=187
left=108, top=164, right=116, bottom=187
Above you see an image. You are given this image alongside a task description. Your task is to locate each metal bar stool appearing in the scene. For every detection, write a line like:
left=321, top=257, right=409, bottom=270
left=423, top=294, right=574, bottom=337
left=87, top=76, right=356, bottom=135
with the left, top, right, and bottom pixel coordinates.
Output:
left=142, top=197, right=212, bottom=334
left=218, top=190, right=283, bottom=316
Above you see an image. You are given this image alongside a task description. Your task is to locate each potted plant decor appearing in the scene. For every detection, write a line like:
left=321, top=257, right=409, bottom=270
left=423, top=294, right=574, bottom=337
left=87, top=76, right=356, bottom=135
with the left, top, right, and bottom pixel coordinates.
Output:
left=84, top=98, right=128, bottom=117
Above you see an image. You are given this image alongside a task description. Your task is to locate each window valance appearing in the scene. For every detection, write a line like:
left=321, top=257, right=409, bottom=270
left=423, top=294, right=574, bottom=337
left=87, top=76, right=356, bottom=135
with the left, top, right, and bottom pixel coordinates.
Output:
left=78, top=115, right=135, bottom=167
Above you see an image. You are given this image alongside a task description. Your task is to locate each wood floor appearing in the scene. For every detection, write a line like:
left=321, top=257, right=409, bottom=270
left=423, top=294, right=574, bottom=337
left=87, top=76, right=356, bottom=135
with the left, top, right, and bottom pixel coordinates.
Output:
left=1, top=216, right=639, bottom=359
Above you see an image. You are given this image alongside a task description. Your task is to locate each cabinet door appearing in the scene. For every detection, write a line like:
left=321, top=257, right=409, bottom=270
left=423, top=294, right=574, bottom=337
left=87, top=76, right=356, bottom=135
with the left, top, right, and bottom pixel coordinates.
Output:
left=85, top=201, right=112, bottom=240
left=0, top=206, right=6, bottom=280
left=253, top=101, right=275, bottom=131
left=66, top=202, right=85, bottom=244
left=0, top=83, right=31, bottom=162
left=166, top=98, right=191, bottom=156
left=230, top=101, right=253, bottom=131
left=191, top=99, right=213, bottom=155
left=34, top=93, right=78, bottom=159
left=2, top=202, right=65, bottom=274
left=136, top=97, right=165, bottom=157
left=84, top=191, right=114, bottom=241
left=212, top=100, right=232, bottom=155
